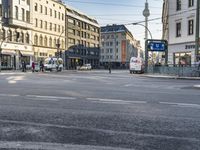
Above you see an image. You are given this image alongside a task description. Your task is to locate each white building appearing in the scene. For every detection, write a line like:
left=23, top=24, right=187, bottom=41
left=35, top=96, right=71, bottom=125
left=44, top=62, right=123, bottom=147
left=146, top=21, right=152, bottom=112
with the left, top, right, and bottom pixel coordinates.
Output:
left=0, top=0, right=33, bottom=69
left=100, top=25, right=140, bottom=68
left=163, top=0, right=199, bottom=66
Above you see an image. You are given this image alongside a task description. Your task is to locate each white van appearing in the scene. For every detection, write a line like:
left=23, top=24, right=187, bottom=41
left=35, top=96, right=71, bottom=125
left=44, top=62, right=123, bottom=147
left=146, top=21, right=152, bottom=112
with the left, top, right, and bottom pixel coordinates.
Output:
left=129, top=57, right=144, bottom=74
left=44, top=57, right=63, bottom=72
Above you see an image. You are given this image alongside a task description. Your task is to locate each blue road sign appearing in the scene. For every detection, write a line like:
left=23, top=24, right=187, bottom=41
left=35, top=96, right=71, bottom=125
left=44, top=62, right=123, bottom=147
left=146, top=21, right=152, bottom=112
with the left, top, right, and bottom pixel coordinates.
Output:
left=148, top=41, right=166, bottom=51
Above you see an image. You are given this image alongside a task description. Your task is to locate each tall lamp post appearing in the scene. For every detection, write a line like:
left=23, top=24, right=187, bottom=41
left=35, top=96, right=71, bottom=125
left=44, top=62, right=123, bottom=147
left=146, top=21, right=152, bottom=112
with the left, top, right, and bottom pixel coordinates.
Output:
left=56, top=30, right=65, bottom=70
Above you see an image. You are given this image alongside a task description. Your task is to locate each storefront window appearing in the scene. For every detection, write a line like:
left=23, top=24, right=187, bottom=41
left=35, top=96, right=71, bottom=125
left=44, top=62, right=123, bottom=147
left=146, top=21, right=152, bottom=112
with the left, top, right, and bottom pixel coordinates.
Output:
left=174, top=52, right=191, bottom=66
left=1, top=55, right=12, bottom=68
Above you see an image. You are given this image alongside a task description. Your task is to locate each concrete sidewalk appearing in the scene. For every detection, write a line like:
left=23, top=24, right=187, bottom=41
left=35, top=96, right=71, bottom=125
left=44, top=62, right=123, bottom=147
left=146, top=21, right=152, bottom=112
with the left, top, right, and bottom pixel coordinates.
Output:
left=141, top=74, right=200, bottom=80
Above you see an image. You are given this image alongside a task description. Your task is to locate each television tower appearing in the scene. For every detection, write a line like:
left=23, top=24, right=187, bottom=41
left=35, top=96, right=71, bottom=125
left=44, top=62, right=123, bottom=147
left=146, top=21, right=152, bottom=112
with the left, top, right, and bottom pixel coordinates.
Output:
left=143, top=0, right=150, bottom=40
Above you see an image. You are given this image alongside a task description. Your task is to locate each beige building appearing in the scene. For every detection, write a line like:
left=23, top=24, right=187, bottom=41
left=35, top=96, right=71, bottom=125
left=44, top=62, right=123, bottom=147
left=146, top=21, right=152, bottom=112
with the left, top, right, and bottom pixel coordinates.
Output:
left=32, top=0, right=66, bottom=61
left=0, top=0, right=33, bottom=69
left=65, top=6, right=100, bottom=69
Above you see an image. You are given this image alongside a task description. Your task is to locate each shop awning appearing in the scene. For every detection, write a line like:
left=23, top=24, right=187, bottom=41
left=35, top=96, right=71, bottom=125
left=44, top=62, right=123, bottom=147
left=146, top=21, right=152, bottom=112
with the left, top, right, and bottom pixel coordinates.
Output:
left=20, top=51, right=34, bottom=56
left=1, top=50, right=16, bottom=55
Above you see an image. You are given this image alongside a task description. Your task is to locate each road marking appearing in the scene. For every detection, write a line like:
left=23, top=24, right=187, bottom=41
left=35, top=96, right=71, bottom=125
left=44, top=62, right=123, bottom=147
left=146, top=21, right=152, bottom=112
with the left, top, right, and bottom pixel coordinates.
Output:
left=0, top=119, right=199, bottom=143
left=0, top=94, right=19, bottom=97
left=26, top=95, right=76, bottom=100
left=160, top=102, right=200, bottom=108
left=25, top=97, right=59, bottom=102
left=86, top=98, right=146, bottom=104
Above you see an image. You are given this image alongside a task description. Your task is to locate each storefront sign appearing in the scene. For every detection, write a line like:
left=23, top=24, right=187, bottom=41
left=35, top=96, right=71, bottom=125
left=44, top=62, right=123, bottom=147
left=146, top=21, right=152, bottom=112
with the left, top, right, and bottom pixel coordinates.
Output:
left=185, top=44, right=195, bottom=50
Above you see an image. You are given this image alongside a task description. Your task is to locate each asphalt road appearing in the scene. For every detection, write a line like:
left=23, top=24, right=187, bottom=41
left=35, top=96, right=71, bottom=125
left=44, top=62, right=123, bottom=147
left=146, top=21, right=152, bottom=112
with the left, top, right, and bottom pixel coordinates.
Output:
left=0, top=70, right=200, bottom=150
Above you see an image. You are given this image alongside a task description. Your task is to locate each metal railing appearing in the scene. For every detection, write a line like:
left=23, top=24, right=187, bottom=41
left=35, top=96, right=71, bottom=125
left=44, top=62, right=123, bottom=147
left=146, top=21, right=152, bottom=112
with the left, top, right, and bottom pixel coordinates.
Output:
left=147, top=64, right=200, bottom=77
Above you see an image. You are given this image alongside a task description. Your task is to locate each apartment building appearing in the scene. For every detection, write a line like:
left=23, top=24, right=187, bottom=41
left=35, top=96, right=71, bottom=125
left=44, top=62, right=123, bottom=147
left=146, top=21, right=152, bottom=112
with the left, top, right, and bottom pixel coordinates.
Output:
left=163, top=0, right=199, bottom=65
left=0, top=0, right=33, bottom=69
left=100, top=24, right=139, bottom=68
left=32, top=0, right=66, bottom=61
left=65, top=5, right=100, bottom=69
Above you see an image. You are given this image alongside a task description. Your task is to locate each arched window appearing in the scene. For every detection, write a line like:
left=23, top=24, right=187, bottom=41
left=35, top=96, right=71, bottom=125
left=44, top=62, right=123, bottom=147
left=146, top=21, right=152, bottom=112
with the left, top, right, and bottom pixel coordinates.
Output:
left=2, top=29, right=6, bottom=40
left=54, top=38, right=56, bottom=48
left=7, top=30, right=12, bottom=41
left=44, top=36, right=47, bottom=47
left=40, top=35, right=43, bottom=46
left=34, top=34, right=38, bottom=45
left=25, top=33, right=29, bottom=44
left=14, top=30, right=18, bottom=42
left=49, top=37, right=52, bottom=47
left=21, top=32, right=24, bottom=43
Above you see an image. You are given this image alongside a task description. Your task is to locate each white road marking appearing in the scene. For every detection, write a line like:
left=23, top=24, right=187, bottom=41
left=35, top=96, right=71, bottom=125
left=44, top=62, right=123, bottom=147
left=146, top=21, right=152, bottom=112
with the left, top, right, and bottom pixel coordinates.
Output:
left=86, top=98, right=147, bottom=104
left=0, top=94, right=19, bottom=97
left=26, top=95, right=76, bottom=100
left=25, top=97, right=59, bottom=102
left=160, top=102, right=200, bottom=108
left=124, top=84, right=133, bottom=87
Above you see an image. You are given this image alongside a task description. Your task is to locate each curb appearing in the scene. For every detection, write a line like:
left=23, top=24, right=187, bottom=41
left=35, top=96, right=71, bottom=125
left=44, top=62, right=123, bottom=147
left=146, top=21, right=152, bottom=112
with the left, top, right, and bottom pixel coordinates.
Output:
left=141, top=75, right=200, bottom=80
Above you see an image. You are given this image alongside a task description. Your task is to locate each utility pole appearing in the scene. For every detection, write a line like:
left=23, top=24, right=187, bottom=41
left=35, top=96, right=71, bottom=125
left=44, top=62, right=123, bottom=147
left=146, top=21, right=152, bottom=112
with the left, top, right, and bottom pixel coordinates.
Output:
left=143, top=0, right=150, bottom=73
left=195, top=0, right=200, bottom=62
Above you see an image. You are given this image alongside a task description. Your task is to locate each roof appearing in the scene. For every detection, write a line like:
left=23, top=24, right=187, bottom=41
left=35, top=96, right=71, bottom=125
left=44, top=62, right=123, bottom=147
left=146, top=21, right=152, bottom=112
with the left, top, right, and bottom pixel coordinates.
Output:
left=101, top=24, right=133, bottom=38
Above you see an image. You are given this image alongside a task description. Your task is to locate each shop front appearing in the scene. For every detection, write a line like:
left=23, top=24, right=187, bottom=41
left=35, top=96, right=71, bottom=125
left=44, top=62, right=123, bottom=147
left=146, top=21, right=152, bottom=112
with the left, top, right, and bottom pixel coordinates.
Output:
left=168, top=42, right=199, bottom=66
left=1, top=50, right=16, bottom=70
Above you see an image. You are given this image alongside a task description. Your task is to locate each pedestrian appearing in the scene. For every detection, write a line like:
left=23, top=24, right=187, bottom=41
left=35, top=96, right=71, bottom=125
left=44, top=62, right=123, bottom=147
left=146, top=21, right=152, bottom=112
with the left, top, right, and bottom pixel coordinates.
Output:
left=23, top=61, right=26, bottom=72
left=32, top=61, right=35, bottom=72
left=40, top=60, right=44, bottom=72
left=108, top=64, right=111, bottom=74
left=21, top=61, right=24, bottom=72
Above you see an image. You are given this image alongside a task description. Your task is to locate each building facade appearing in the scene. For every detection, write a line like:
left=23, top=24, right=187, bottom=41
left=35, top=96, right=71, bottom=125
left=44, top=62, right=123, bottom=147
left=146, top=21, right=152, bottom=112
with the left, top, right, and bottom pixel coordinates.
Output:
left=0, top=0, right=33, bottom=69
left=100, top=25, right=139, bottom=69
left=162, top=0, right=200, bottom=66
left=32, top=0, right=66, bottom=62
left=65, top=6, right=100, bottom=69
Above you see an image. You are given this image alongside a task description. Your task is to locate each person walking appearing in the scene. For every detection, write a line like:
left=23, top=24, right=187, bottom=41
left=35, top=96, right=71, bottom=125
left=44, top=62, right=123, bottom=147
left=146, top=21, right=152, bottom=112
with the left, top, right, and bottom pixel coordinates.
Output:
left=108, top=63, right=111, bottom=74
left=23, top=61, right=26, bottom=72
left=32, top=62, right=35, bottom=72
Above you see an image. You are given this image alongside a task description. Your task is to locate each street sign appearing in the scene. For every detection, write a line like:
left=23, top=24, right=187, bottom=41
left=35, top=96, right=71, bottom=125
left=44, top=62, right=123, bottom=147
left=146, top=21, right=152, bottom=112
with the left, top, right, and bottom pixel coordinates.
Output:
left=147, top=40, right=167, bottom=52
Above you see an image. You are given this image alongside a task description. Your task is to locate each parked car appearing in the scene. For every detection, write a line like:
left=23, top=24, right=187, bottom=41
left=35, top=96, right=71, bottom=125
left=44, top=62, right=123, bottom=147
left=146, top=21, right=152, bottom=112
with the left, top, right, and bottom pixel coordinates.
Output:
left=79, top=64, right=92, bottom=70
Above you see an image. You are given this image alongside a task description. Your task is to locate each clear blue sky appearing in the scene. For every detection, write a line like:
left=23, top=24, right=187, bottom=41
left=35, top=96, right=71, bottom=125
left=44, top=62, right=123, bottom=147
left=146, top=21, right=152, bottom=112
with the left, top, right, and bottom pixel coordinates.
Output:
left=63, top=0, right=163, bottom=49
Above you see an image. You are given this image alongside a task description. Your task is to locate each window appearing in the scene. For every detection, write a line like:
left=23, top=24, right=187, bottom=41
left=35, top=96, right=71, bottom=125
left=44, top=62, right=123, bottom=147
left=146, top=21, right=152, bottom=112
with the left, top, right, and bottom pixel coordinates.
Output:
left=188, top=19, right=194, bottom=35
left=110, top=49, right=113, bottom=53
left=22, top=8, right=25, bottom=21
left=25, top=33, right=29, bottom=44
left=27, top=0, right=30, bottom=5
left=54, top=38, right=56, bottom=47
left=49, top=37, right=52, bottom=47
left=34, top=35, right=38, bottom=45
left=50, top=23, right=52, bottom=31
left=26, top=11, right=30, bottom=23
left=40, top=36, right=43, bottom=46
left=58, top=25, right=60, bottom=32
left=40, top=20, right=43, bottom=28
left=35, top=19, right=38, bottom=27
left=110, top=42, right=113, bottom=46
left=15, top=6, right=18, bottom=19
left=188, top=0, right=194, bottom=7
left=61, top=14, right=64, bottom=21
left=54, top=10, right=57, bottom=18
left=45, top=21, right=47, bottom=30
left=7, top=30, right=12, bottom=42
left=34, top=3, right=38, bottom=11
left=174, top=52, right=191, bottom=66
left=45, top=7, right=47, bottom=15
left=40, top=5, right=43, bottom=13
left=50, top=9, right=52, bottom=16
left=58, top=12, right=60, bottom=19
left=176, top=0, right=181, bottom=11
left=44, top=37, right=47, bottom=46
left=101, top=49, right=104, bottom=53
left=54, top=24, right=57, bottom=32
left=21, top=32, right=24, bottom=43
left=176, top=22, right=181, bottom=37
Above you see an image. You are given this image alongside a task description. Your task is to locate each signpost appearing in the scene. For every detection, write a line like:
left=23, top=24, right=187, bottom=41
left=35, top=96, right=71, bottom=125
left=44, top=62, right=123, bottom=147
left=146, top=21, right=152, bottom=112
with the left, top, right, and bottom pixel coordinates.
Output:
left=145, top=39, right=168, bottom=73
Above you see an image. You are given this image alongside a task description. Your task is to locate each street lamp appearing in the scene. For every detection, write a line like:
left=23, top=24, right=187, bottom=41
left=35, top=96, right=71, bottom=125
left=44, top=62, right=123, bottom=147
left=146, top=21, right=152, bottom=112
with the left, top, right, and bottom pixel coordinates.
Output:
left=132, top=23, right=153, bottom=40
